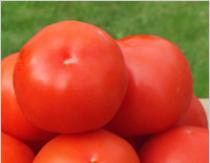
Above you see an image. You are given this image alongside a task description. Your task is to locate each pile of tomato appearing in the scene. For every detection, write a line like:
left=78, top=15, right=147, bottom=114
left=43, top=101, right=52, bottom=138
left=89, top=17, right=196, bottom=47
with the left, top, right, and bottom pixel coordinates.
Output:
left=2, top=21, right=208, bottom=163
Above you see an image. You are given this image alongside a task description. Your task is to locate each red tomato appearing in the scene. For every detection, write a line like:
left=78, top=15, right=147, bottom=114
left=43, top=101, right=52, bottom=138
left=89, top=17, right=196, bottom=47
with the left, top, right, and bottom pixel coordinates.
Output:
left=2, top=53, right=52, bottom=141
left=2, top=133, right=34, bottom=163
left=14, top=21, right=128, bottom=133
left=108, top=35, right=193, bottom=136
left=139, top=126, right=208, bottom=163
left=175, top=95, right=208, bottom=128
left=33, top=130, right=140, bottom=163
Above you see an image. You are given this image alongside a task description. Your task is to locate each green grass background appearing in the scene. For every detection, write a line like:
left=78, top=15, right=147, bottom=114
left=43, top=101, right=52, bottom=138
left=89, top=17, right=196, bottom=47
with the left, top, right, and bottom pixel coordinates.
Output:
left=2, top=1, right=209, bottom=97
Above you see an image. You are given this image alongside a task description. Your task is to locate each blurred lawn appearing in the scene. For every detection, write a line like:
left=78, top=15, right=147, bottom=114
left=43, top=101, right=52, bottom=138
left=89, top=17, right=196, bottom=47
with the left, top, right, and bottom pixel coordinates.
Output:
left=2, top=1, right=209, bottom=97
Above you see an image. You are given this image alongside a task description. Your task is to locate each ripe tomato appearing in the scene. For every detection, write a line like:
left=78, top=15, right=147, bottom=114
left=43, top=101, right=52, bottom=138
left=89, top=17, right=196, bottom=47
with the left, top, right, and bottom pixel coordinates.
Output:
left=175, top=95, right=208, bottom=128
left=108, top=35, right=193, bottom=136
left=33, top=130, right=140, bottom=163
left=14, top=21, right=128, bottom=133
left=2, top=53, right=52, bottom=141
left=2, top=133, right=34, bottom=163
left=139, top=126, right=208, bottom=163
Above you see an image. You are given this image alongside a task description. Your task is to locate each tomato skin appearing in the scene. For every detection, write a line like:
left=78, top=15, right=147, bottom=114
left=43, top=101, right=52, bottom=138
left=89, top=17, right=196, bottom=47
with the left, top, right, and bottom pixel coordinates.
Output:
left=2, top=133, right=34, bottom=163
left=33, top=130, right=140, bottom=163
left=108, top=35, right=193, bottom=136
left=2, top=53, right=51, bottom=141
left=139, top=126, right=208, bottom=163
left=175, top=95, right=208, bottom=128
left=14, top=21, right=128, bottom=133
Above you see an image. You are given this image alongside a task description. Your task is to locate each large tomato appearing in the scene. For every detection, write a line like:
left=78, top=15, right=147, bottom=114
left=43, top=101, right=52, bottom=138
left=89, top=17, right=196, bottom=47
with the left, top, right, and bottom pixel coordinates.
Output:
left=175, top=95, right=208, bottom=128
left=14, top=21, right=128, bottom=133
left=2, top=53, right=51, bottom=141
left=139, top=126, right=208, bottom=163
left=2, top=133, right=34, bottom=163
left=108, top=35, right=193, bottom=136
left=33, top=130, right=140, bottom=163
